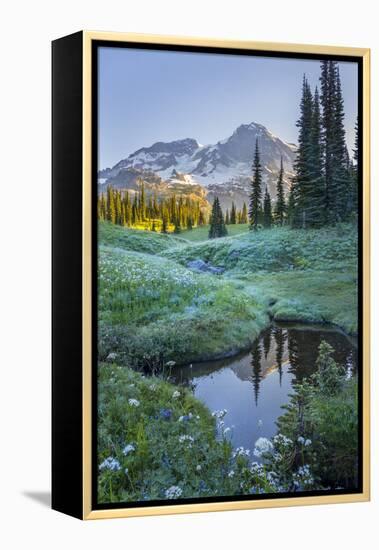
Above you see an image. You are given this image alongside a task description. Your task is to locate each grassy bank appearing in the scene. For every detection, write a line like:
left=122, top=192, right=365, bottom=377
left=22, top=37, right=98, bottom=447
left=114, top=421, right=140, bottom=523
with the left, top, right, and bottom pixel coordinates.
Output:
left=98, top=241, right=267, bottom=368
left=98, top=364, right=322, bottom=503
left=98, top=364, right=240, bottom=502
left=98, top=221, right=358, bottom=372
left=163, top=223, right=358, bottom=334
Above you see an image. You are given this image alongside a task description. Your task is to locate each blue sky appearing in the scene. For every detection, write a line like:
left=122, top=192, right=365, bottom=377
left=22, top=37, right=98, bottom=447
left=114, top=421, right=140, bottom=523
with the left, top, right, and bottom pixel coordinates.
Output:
left=98, top=47, right=358, bottom=170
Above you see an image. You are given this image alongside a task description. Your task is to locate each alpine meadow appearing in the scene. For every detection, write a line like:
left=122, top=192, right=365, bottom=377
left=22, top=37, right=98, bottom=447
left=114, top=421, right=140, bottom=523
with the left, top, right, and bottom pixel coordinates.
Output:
left=96, top=48, right=360, bottom=505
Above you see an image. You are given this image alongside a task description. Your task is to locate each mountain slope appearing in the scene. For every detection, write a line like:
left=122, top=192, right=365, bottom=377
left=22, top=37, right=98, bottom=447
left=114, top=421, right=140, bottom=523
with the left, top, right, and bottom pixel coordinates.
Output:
left=99, top=122, right=296, bottom=209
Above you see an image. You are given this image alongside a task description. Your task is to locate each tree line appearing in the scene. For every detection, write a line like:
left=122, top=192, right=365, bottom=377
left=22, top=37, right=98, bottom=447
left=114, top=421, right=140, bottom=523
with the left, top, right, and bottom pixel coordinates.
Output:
left=97, top=181, right=207, bottom=233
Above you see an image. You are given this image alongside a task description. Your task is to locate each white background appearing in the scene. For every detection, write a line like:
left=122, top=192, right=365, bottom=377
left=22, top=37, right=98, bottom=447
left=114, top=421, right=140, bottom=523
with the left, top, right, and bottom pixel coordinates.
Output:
left=0, top=0, right=377, bottom=548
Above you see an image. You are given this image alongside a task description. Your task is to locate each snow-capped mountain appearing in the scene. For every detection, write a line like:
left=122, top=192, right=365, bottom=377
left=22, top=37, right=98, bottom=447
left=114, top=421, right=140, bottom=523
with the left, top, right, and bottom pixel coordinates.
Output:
left=99, top=122, right=296, bottom=210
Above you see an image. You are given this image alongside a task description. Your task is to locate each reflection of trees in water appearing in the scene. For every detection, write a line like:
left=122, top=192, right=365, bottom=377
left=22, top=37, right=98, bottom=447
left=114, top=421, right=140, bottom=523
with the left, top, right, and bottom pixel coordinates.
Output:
left=250, top=340, right=262, bottom=406
left=286, top=326, right=358, bottom=384
left=263, top=326, right=272, bottom=359
left=273, top=327, right=286, bottom=387
left=288, top=331, right=300, bottom=381
left=172, top=324, right=357, bottom=403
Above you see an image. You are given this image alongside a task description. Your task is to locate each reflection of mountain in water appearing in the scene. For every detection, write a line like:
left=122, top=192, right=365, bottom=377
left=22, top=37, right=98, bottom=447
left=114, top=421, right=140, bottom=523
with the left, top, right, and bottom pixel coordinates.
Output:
left=174, top=323, right=357, bottom=406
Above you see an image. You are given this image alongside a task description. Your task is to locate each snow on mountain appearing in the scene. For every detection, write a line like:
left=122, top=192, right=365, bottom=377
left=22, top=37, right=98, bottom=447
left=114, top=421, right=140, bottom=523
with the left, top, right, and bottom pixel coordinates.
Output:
left=99, top=123, right=296, bottom=210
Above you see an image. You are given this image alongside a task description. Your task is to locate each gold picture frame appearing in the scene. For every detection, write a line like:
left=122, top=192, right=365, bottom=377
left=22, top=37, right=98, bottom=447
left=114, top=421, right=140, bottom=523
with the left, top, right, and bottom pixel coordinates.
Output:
left=52, top=31, right=370, bottom=520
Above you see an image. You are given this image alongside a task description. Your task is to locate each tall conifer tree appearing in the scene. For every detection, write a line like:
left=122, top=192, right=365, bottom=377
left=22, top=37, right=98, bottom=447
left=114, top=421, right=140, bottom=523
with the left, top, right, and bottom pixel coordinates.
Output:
left=292, top=76, right=314, bottom=228
left=208, top=197, right=228, bottom=239
left=274, top=156, right=286, bottom=226
left=263, top=187, right=272, bottom=228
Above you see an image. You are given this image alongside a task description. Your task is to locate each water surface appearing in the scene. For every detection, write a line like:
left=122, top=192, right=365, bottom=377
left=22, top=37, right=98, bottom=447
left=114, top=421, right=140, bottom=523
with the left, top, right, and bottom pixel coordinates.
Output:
left=173, top=323, right=357, bottom=455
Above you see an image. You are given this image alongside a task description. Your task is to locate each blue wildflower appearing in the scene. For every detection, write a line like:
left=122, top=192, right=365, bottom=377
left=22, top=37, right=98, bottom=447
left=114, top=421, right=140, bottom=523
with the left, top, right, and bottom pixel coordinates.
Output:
left=160, top=408, right=172, bottom=420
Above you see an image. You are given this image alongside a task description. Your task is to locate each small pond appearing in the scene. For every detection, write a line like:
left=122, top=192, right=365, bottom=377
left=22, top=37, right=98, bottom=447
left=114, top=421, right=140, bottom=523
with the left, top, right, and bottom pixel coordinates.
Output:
left=173, top=323, right=357, bottom=457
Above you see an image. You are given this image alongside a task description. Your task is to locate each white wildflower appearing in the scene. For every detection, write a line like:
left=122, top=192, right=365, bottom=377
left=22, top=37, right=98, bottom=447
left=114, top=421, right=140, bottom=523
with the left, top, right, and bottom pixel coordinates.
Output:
left=122, top=443, right=135, bottom=456
left=99, top=457, right=121, bottom=472
left=273, top=434, right=293, bottom=447
left=128, top=398, right=140, bottom=407
left=233, top=446, right=251, bottom=458
left=172, top=390, right=181, bottom=399
left=196, top=465, right=202, bottom=472
left=165, top=486, right=183, bottom=499
left=297, top=436, right=305, bottom=445
left=228, top=470, right=235, bottom=478
left=212, top=409, right=228, bottom=419
left=179, top=435, right=194, bottom=445
left=253, top=437, right=274, bottom=458
left=304, top=439, right=312, bottom=447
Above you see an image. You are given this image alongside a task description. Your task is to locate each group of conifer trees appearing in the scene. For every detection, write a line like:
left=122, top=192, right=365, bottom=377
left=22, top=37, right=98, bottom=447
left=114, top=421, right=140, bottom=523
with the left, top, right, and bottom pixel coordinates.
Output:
left=247, top=140, right=287, bottom=231
left=97, top=181, right=207, bottom=233
left=291, top=60, right=358, bottom=228
left=246, top=59, right=358, bottom=232
left=99, top=61, right=357, bottom=238
left=224, top=202, right=248, bottom=225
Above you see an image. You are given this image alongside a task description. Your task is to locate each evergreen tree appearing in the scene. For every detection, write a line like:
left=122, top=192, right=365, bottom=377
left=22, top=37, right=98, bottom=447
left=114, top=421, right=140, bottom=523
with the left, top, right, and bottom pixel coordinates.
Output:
left=320, top=61, right=351, bottom=223
left=208, top=197, right=228, bottom=239
left=137, top=180, right=146, bottom=221
left=308, top=85, right=325, bottom=226
left=263, top=187, right=272, bottom=228
left=292, top=76, right=314, bottom=228
left=173, top=217, right=181, bottom=233
left=161, top=214, right=168, bottom=234
left=333, top=65, right=352, bottom=220
left=186, top=217, right=193, bottom=231
left=230, top=201, right=237, bottom=224
left=287, top=183, right=296, bottom=227
left=151, top=220, right=157, bottom=232
left=249, top=139, right=263, bottom=230
left=241, top=202, right=248, bottom=224
left=198, top=210, right=206, bottom=226
left=116, top=190, right=122, bottom=225
left=225, top=208, right=230, bottom=225
left=274, top=157, right=286, bottom=226
left=106, top=186, right=116, bottom=224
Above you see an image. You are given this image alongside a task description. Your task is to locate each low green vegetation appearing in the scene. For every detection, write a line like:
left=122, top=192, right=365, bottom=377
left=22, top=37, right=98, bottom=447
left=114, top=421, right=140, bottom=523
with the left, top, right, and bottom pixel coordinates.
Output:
left=98, top=341, right=356, bottom=502
left=99, top=221, right=186, bottom=255
left=276, top=342, right=358, bottom=489
left=98, top=240, right=267, bottom=369
left=97, top=221, right=358, bottom=502
left=98, top=364, right=250, bottom=502
left=181, top=223, right=249, bottom=242
left=163, top=224, right=358, bottom=334
left=163, top=224, right=357, bottom=275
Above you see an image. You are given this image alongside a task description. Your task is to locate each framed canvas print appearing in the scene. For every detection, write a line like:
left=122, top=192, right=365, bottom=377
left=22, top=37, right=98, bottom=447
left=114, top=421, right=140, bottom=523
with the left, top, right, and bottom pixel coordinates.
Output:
left=52, top=31, right=370, bottom=520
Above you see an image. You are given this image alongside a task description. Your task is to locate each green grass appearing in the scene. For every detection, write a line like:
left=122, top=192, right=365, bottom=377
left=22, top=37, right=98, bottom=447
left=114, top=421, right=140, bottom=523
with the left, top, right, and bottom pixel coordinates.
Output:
left=99, top=221, right=186, bottom=255
left=98, top=244, right=268, bottom=367
left=163, top=224, right=357, bottom=274
left=180, top=223, right=250, bottom=242
left=161, top=223, right=358, bottom=335
left=244, top=271, right=357, bottom=334
left=98, top=222, right=358, bottom=375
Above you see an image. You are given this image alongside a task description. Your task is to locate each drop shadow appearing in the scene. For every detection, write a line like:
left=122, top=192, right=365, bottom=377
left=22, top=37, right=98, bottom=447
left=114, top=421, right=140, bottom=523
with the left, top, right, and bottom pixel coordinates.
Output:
left=22, top=491, right=51, bottom=508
